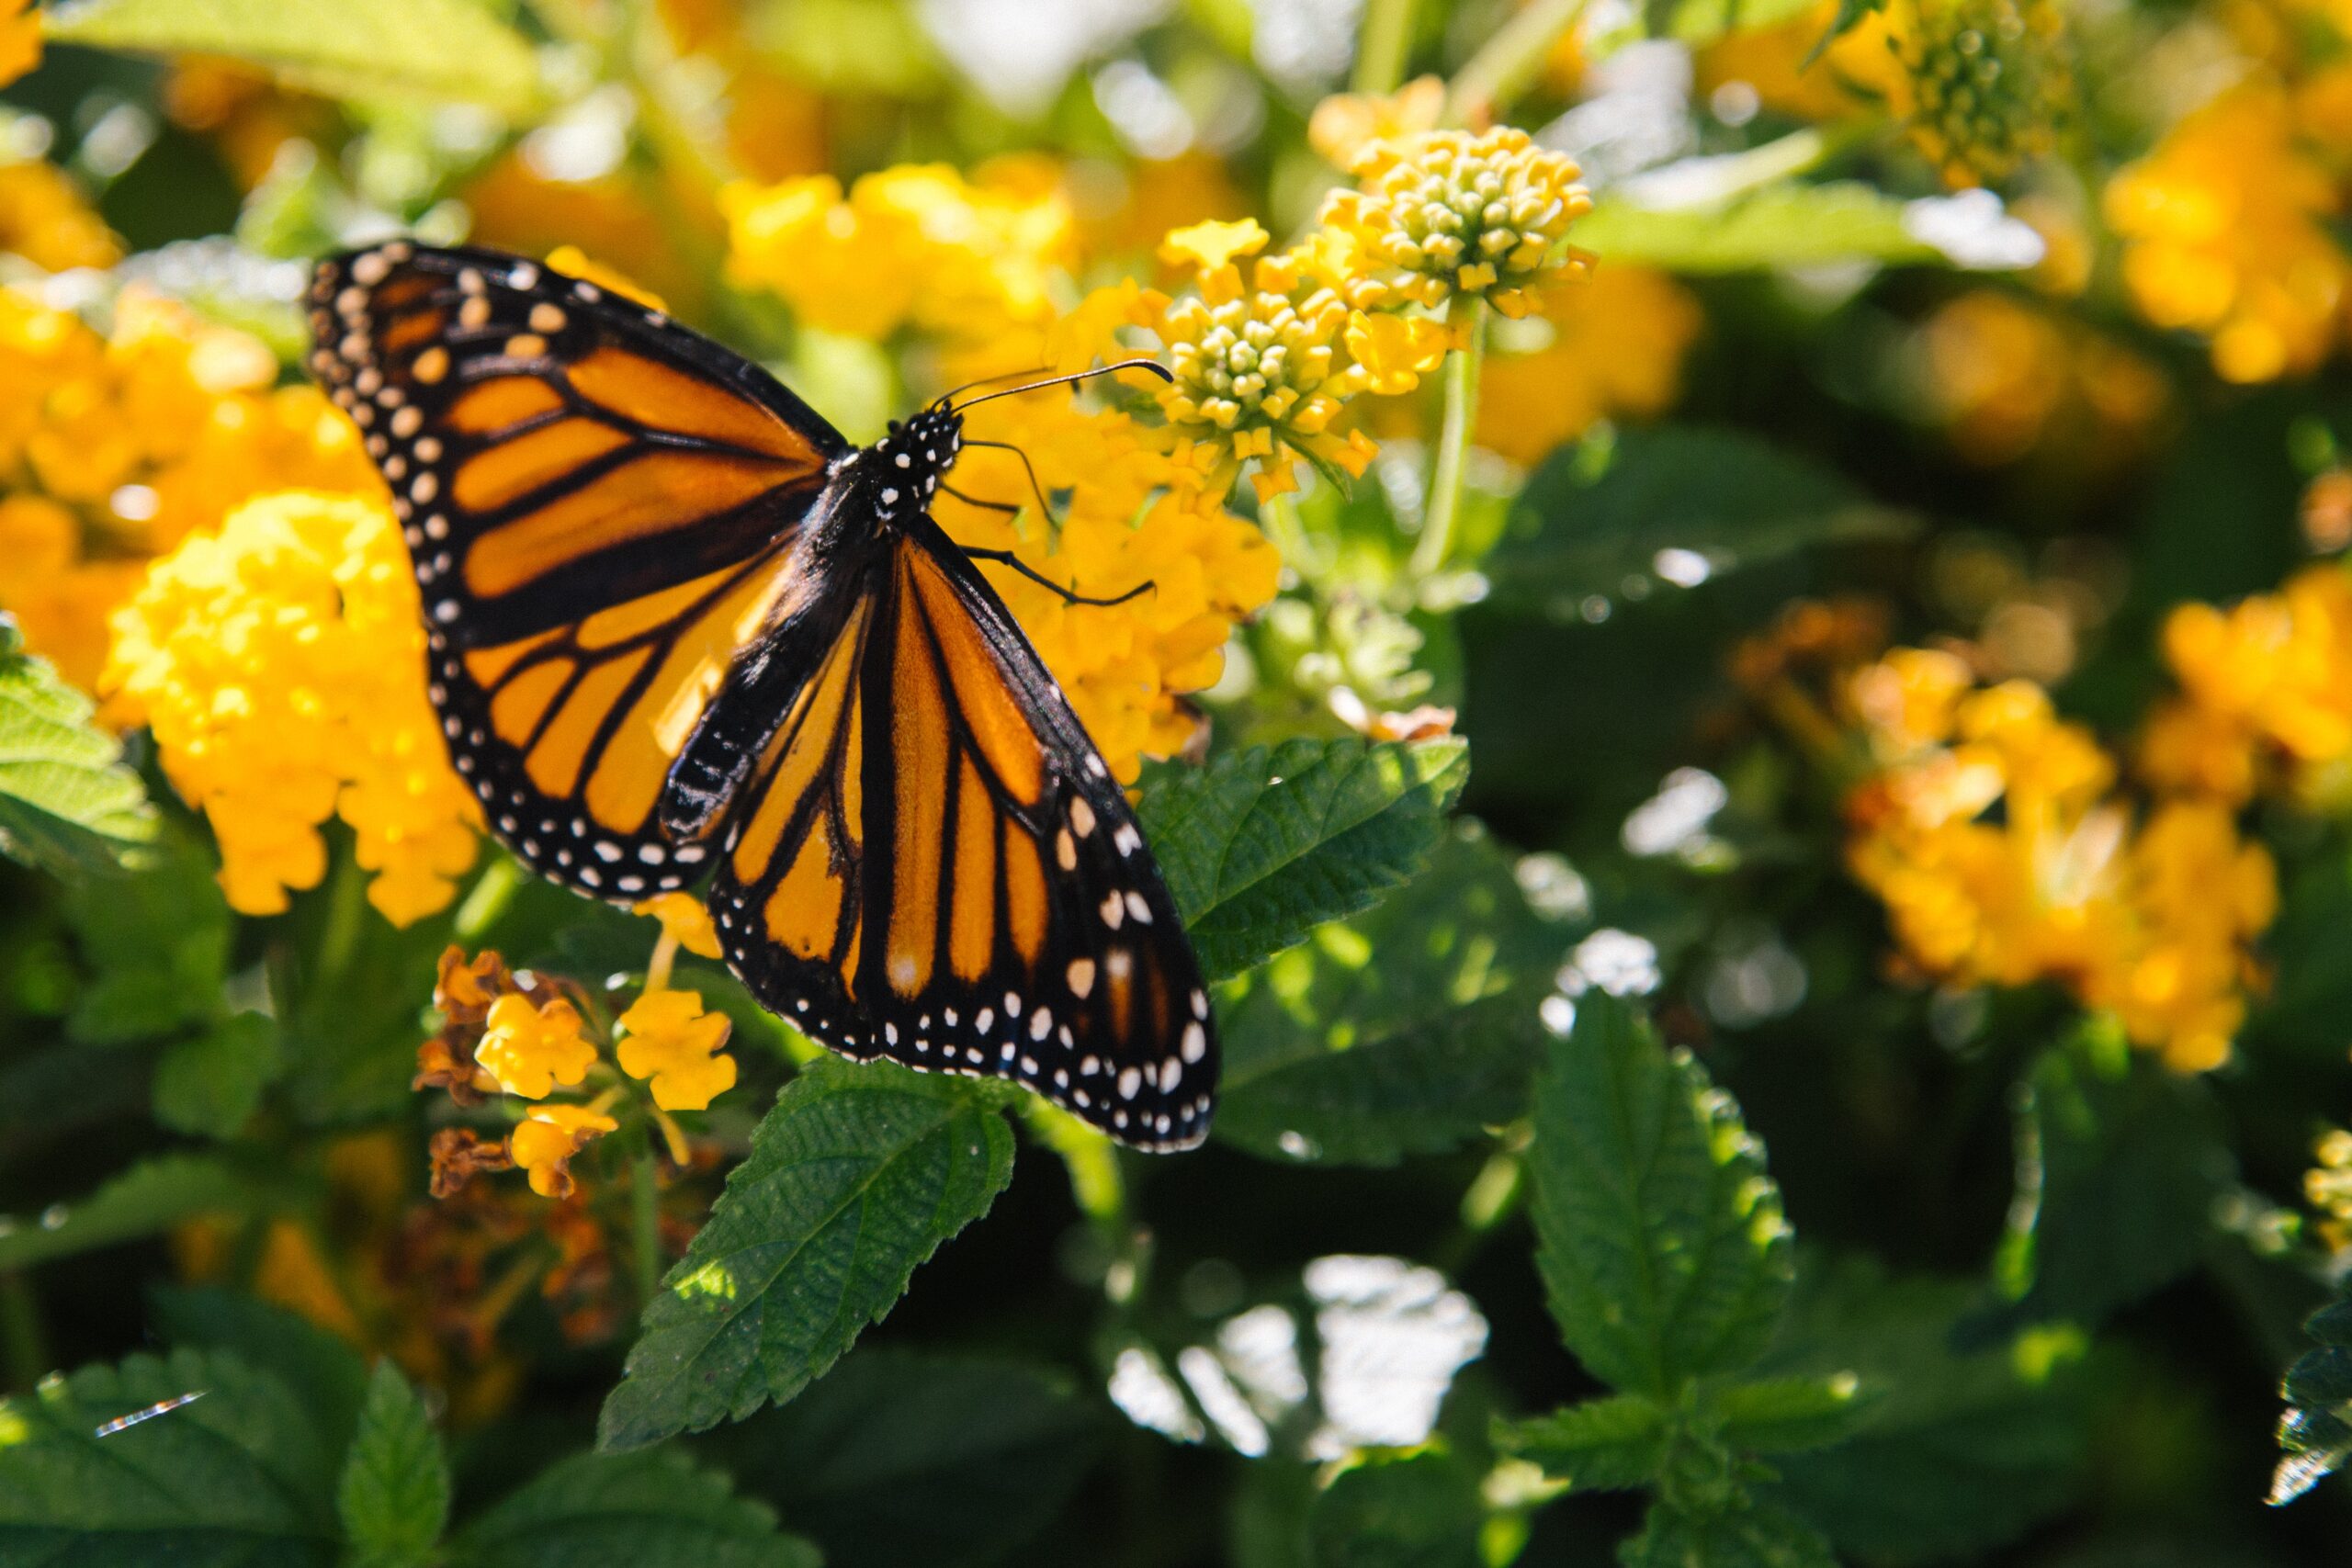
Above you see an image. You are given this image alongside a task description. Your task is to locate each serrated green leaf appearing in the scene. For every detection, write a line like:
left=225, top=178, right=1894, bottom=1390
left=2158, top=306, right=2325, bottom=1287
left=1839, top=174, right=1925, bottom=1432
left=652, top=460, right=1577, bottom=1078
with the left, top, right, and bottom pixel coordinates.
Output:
left=1493, top=1394, right=1669, bottom=1491
left=1306, top=1450, right=1486, bottom=1568
left=1139, top=737, right=1470, bottom=982
left=1713, top=1373, right=1874, bottom=1454
left=1577, top=182, right=1936, bottom=274
left=1529, top=998, right=1793, bottom=1398
left=713, top=1349, right=1101, bottom=1568
left=0, top=1347, right=339, bottom=1565
left=1992, top=1039, right=2231, bottom=1329
left=1622, top=1496, right=1838, bottom=1568
left=0, top=622, right=157, bottom=879
left=43, top=0, right=544, bottom=115
left=0, top=1154, right=269, bottom=1269
left=600, top=1061, right=1015, bottom=1450
left=338, top=1361, right=449, bottom=1568
left=1755, top=1259, right=2085, bottom=1562
left=154, top=1012, right=282, bottom=1138
left=1487, top=425, right=1907, bottom=618
left=2276, top=1277, right=2352, bottom=1503
left=448, top=1449, right=820, bottom=1568
left=148, top=1285, right=371, bottom=1457
left=1215, top=829, right=1557, bottom=1166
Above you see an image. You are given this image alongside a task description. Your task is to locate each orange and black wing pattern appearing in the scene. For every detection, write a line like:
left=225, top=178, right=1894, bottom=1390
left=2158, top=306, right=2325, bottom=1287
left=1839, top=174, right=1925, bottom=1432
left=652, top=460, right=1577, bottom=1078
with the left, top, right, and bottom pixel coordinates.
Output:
left=307, top=242, right=843, bottom=897
left=707, top=518, right=1216, bottom=1149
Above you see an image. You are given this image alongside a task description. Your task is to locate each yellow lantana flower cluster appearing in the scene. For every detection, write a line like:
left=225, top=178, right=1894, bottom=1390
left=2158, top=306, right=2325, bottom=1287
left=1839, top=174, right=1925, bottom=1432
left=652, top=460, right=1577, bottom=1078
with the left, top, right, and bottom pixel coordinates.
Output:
left=1319, top=127, right=1592, bottom=320
left=719, top=162, right=1075, bottom=342
left=103, top=491, right=482, bottom=924
left=1843, top=649, right=2276, bottom=1072
left=2141, top=564, right=2352, bottom=807
left=2105, top=85, right=2347, bottom=384
left=0, top=0, right=37, bottom=90
left=0, top=155, right=123, bottom=272
left=1885, top=0, right=2074, bottom=186
left=0, top=286, right=378, bottom=689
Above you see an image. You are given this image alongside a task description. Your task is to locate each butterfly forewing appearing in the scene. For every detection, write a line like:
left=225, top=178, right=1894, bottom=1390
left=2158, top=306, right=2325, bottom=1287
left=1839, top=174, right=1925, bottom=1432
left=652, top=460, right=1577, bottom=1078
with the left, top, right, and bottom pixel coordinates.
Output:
left=708, top=519, right=1216, bottom=1150
left=308, top=243, right=846, bottom=897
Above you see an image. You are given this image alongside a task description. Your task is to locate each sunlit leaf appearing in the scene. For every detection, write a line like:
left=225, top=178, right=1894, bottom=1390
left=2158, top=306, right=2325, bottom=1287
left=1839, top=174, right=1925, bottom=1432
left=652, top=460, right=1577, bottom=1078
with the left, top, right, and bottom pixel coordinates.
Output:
left=1577, top=182, right=1936, bottom=272
left=1493, top=1394, right=1669, bottom=1491
left=2275, top=1290, right=2352, bottom=1503
left=43, top=0, right=544, bottom=115
left=600, top=1062, right=1014, bottom=1450
left=0, top=619, right=157, bottom=879
left=1140, top=737, right=1470, bottom=983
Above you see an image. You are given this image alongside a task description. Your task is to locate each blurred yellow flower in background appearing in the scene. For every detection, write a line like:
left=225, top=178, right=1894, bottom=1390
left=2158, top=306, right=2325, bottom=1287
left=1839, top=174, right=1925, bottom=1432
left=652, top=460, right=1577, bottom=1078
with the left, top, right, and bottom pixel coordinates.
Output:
left=0, top=155, right=122, bottom=271
left=2106, top=84, right=2348, bottom=382
left=1844, top=654, right=2274, bottom=1071
left=1914, top=289, right=2168, bottom=467
left=2141, top=565, right=2352, bottom=807
left=0, top=0, right=39, bottom=90
left=476, top=994, right=597, bottom=1100
left=103, top=490, right=481, bottom=923
left=1887, top=0, right=2075, bottom=186
left=1476, top=265, right=1703, bottom=466
left=1307, top=76, right=1446, bottom=170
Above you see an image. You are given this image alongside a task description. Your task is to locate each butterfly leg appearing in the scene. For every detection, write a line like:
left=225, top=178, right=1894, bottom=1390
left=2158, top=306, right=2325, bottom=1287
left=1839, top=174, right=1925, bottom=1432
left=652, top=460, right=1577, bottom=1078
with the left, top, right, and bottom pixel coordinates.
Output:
left=959, top=547, right=1153, bottom=608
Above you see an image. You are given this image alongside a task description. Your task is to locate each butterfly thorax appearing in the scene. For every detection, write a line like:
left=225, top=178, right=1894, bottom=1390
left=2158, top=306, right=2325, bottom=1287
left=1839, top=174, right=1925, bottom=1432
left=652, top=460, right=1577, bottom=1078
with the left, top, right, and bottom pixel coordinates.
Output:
left=856, top=408, right=963, bottom=527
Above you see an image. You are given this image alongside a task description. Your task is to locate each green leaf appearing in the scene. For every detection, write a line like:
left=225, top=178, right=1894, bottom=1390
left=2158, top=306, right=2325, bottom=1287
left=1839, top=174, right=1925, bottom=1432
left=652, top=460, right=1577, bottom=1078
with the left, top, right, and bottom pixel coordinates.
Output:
left=0, top=1347, right=340, bottom=1565
left=600, top=1061, right=1015, bottom=1450
left=1577, top=182, right=1937, bottom=273
left=1528, top=997, right=1794, bottom=1398
left=1306, top=1450, right=1486, bottom=1568
left=43, top=0, right=543, bottom=116
left=1622, top=1497, right=1838, bottom=1568
left=338, top=1361, right=449, bottom=1568
left=148, top=1285, right=371, bottom=1457
left=1215, top=829, right=1558, bottom=1166
left=1488, top=425, right=1909, bottom=618
left=1712, top=1373, right=1873, bottom=1455
left=713, top=1349, right=1101, bottom=1568
left=1992, top=1036, right=2231, bottom=1329
left=2275, top=1284, right=2352, bottom=1503
left=1756, top=1259, right=2085, bottom=1562
left=62, top=835, right=232, bottom=1044
left=448, top=1449, right=820, bottom=1568
left=1493, top=1395, right=1669, bottom=1491
left=153, top=1012, right=282, bottom=1138
left=0, top=620, right=157, bottom=879
left=1652, top=0, right=1826, bottom=44
left=0, top=1154, right=268, bottom=1269
left=1138, top=738, right=1470, bottom=983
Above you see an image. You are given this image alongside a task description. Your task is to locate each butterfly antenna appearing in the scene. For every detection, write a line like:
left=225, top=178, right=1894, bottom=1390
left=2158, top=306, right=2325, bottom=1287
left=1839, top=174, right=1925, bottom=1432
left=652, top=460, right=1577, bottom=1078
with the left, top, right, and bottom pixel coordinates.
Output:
left=962, top=439, right=1061, bottom=525
left=941, top=482, right=1021, bottom=514
left=930, top=365, right=1049, bottom=412
left=947, top=358, right=1172, bottom=415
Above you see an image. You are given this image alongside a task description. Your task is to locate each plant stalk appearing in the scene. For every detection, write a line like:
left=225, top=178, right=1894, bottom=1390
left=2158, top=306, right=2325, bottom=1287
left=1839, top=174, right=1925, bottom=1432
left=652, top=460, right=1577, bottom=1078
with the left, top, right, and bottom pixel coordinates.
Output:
left=1352, top=0, right=1419, bottom=94
left=1410, top=300, right=1486, bottom=582
left=1445, top=0, right=1587, bottom=125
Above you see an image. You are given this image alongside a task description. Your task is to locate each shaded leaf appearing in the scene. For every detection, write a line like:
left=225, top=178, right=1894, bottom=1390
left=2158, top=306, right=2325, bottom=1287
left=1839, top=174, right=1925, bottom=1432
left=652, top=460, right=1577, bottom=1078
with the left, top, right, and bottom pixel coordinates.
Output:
left=1487, top=425, right=1905, bottom=618
left=1216, top=829, right=1559, bottom=1166
left=600, top=1061, right=1015, bottom=1449
left=0, top=1347, right=338, bottom=1566
left=62, top=836, right=231, bottom=1044
left=712, top=1349, right=1101, bottom=1568
left=339, top=1360, right=449, bottom=1568
left=1757, top=1258, right=2086, bottom=1562
left=153, top=1011, right=281, bottom=1138
left=448, top=1449, right=819, bottom=1568
left=0, top=1154, right=268, bottom=1269
left=1139, top=737, right=1470, bottom=983
left=0, top=620, right=156, bottom=879
left=44, top=0, right=543, bottom=115
left=1529, top=997, right=1794, bottom=1397
left=2275, top=1283, right=2352, bottom=1503
left=148, top=1285, right=370, bottom=1457
left=1622, top=1496, right=1838, bottom=1568
left=1306, top=1450, right=1485, bottom=1568
left=1713, top=1373, right=1874, bottom=1454
left=1493, top=1394, right=1668, bottom=1492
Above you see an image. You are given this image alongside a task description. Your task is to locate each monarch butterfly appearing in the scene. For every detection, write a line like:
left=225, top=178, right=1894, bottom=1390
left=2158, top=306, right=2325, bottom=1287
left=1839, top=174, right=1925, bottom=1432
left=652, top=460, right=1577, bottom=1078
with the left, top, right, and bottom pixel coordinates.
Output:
left=307, top=241, right=1216, bottom=1151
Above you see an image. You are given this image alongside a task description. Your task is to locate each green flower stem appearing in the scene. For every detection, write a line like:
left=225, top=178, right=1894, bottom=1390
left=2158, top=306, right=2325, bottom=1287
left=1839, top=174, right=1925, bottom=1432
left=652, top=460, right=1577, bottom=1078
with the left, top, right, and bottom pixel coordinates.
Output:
left=0, top=1269, right=44, bottom=1391
left=1410, top=299, right=1487, bottom=583
left=1444, top=0, right=1588, bottom=125
left=630, top=1146, right=662, bottom=1304
left=1259, top=489, right=1315, bottom=582
left=1352, top=0, right=1419, bottom=94
left=454, top=854, right=525, bottom=942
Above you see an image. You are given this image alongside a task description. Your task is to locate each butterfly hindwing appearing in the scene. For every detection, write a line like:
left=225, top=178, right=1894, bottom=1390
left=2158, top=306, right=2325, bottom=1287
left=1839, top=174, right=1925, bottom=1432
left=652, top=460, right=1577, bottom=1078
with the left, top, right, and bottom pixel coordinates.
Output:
left=308, top=242, right=846, bottom=897
left=707, top=517, right=1216, bottom=1150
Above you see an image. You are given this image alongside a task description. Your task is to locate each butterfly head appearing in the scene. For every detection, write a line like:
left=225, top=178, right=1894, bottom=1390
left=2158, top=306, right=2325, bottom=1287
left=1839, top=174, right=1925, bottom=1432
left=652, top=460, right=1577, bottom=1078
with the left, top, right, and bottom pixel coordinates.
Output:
left=865, top=408, right=964, bottom=524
